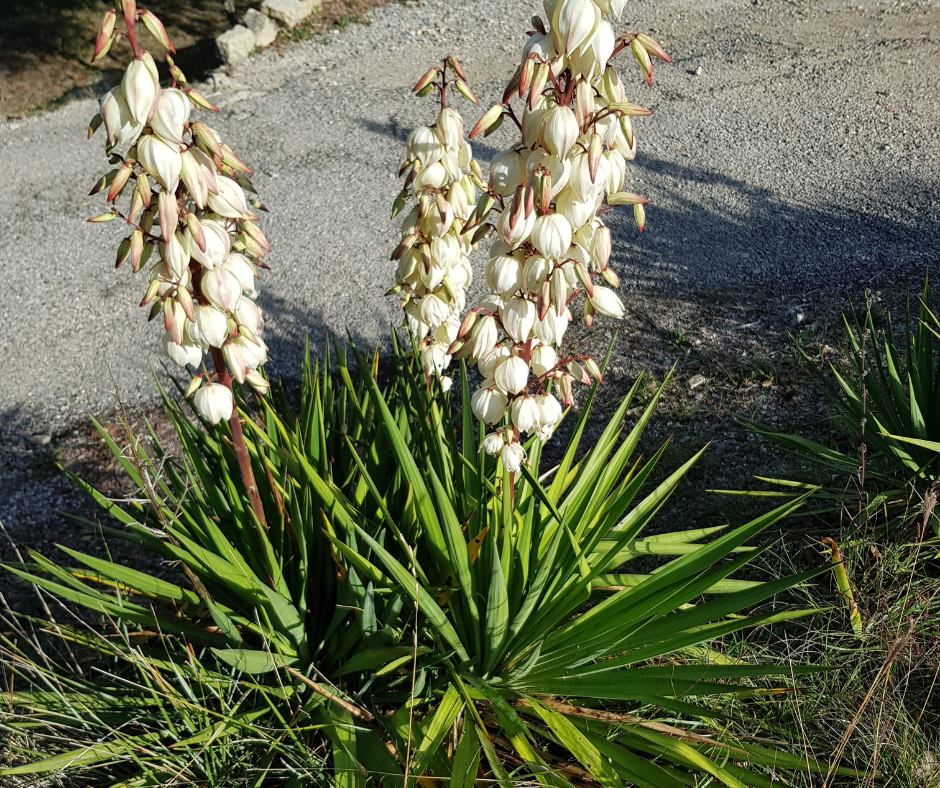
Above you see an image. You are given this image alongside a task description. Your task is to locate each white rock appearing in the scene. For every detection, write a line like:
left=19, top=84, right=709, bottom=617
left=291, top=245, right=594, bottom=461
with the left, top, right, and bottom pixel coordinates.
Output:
left=244, top=8, right=280, bottom=47
left=216, top=25, right=256, bottom=65
left=261, top=0, right=319, bottom=28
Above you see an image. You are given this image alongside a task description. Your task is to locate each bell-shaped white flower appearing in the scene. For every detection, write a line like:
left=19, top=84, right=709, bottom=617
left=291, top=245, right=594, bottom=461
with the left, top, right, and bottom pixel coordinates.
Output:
left=237, top=334, right=267, bottom=369
left=522, top=96, right=550, bottom=149
left=193, top=382, right=234, bottom=425
left=481, top=432, right=505, bottom=456
left=180, top=150, right=209, bottom=208
left=556, top=188, right=598, bottom=230
left=501, top=297, right=537, bottom=343
left=186, top=219, right=231, bottom=270
left=414, top=162, right=447, bottom=191
left=538, top=105, right=579, bottom=160
left=202, top=266, right=242, bottom=312
left=570, top=151, right=610, bottom=203
left=531, top=345, right=558, bottom=377
left=151, top=88, right=190, bottom=146
left=552, top=0, right=600, bottom=55
left=535, top=309, right=571, bottom=345
left=208, top=176, right=251, bottom=219
left=470, top=315, right=499, bottom=359
left=511, top=395, right=541, bottom=434
left=486, top=255, right=523, bottom=298
left=222, top=340, right=248, bottom=384
left=479, top=345, right=510, bottom=378
left=589, top=285, right=625, bottom=318
left=137, top=134, right=182, bottom=193
left=122, top=58, right=158, bottom=125
left=408, top=125, right=443, bottom=167
left=471, top=385, right=509, bottom=425
left=501, top=442, right=526, bottom=473
left=522, top=255, right=552, bottom=295
left=162, top=329, right=203, bottom=368
left=606, top=149, right=626, bottom=195
left=489, top=150, right=526, bottom=197
left=194, top=304, right=230, bottom=348
left=419, top=293, right=451, bottom=328
left=494, top=355, right=529, bottom=395
left=530, top=214, right=573, bottom=261
left=430, top=235, right=460, bottom=269
left=421, top=343, right=450, bottom=376
left=224, top=253, right=258, bottom=297
left=235, top=297, right=264, bottom=335
left=536, top=393, right=563, bottom=429
left=99, top=88, right=143, bottom=148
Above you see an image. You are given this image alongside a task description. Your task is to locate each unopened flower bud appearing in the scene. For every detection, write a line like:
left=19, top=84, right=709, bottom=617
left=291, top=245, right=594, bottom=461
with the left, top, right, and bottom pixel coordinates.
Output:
left=589, top=285, right=625, bottom=318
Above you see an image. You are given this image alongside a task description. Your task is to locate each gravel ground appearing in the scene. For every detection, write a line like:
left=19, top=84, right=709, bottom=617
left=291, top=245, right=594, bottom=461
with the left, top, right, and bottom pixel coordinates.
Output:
left=1, top=0, right=939, bottom=563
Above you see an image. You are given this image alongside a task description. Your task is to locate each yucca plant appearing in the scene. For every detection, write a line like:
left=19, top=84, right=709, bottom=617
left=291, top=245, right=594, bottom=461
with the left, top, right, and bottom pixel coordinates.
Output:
left=2, top=338, right=851, bottom=786
left=745, top=275, right=940, bottom=545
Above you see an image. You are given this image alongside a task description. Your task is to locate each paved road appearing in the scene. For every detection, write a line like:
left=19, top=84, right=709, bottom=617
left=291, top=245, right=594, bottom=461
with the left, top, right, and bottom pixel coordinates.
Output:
left=1, top=0, right=939, bottom=437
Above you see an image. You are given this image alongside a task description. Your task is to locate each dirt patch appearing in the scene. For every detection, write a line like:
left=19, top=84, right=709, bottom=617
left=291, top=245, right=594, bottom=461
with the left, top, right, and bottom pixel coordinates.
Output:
left=0, top=0, right=403, bottom=118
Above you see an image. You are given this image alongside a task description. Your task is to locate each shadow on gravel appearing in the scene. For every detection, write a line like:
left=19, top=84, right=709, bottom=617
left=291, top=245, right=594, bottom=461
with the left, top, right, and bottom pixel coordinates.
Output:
left=610, top=152, right=940, bottom=305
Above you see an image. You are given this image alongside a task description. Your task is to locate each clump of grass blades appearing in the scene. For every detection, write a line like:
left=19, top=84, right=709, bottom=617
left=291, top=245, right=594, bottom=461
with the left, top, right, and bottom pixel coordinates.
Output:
left=1, top=336, right=856, bottom=787
left=745, top=274, right=940, bottom=550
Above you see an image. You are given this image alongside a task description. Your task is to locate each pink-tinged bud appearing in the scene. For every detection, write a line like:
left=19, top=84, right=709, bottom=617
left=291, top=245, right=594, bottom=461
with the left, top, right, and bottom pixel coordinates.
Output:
left=539, top=279, right=551, bottom=320
left=457, top=309, right=478, bottom=340
left=202, top=266, right=241, bottom=312
left=636, top=33, right=672, bottom=63
left=186, top=212, right=206, bottom=253
left=192, top=122, right=224, bottom=161
left=128, top=230, right=144, bottom=271
left=588, top=133, right=603, bottom=182
left=469, top=104, right=504, bottom=140
left=634, top=202, right=646, bottom=233
left=574, top=261, right=593, bottom=297
left=630, top=38, right=654, bottom=86
left=574, top=79, right=592, bottom=130
left=601, top=267, right=620, bottom=288
left=589, top=286, right=625, bottom=318
left=161, top=232, right=189, bottom=277
left=584, top=357, right=603, bottom=383
left=88, top=113, right=103, bottom=139
left=187, top=219, right=231, bottom=270
left=177, top=286, right=195, bottom=322
left=529, top=63, right=549, bottom=111
left=471, top=385, right=509, bottom=425
left=121, top=0, right=138, bottom=25
left=538, top=105, right=579, bottom=160
left=454, top=80, right=479, bottom=105
left=138, top=135, right=182, bottom=193
left=163, top=330, right=202, bottom=368
left=192, top=382, right=234, bottom=425
left=180, top=150, right=208, bottom=208
left=593, top=225, right=611, bottom=270
left=569, top=360, right=592, bottom=386
left=520, top=56, right=535, bottom=98
left=151, top=88, right=190, bottom=146
left=222, top=341, right=248, bottom=384
left=157, top=189, right=179, bottom=242
left=413, top=67, right=440, bottom=94
left=447, top=56, right=467, bottom=81
left=550, top=267, right=568, bottom=317
left=122, top=58, right=159, bottom=126
left=94, top=10, right=117, bottom=61
left=183, top=88, right=218, bottom=112
left=107, top=161, right=134, bottom=202
left=208, top=176, right=251, bottom=219
left=607, top=192, right=650, bottom=207
left=139, top=10, right=176, bottom=53
left=137, top=172, right=152, bottom=207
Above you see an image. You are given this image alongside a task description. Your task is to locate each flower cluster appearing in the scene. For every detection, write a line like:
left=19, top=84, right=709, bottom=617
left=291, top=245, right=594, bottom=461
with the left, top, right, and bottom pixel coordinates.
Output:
left=388, top=58, right=488, bottom=392
left=442, top=0, right=669, bottom=471
left=88, top=0, right=271, bottom=425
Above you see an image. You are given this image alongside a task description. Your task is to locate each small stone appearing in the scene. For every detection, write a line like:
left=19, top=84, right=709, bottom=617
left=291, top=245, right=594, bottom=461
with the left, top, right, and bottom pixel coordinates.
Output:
left=216, top=25, right=256, bottom=64
left=29, top=434, right=52, bottom=446
left=694, top=65, right=703, bottom=76
left=689, top=374, right=707, bottom=390
left=244, top=8, right=279, bottom=48
left=261, top=0, right=314, bottom=28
